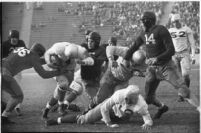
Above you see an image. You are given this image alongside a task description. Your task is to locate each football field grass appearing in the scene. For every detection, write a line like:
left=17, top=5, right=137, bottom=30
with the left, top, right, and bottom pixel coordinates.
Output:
left=1, top=65, right=200, bottom=133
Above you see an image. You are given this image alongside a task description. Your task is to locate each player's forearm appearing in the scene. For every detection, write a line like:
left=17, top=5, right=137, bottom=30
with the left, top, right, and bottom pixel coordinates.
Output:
left=142, top=113, right=153, bottom=126
left=157, top=42, right=175, bottom=61
left=124, top=43, right=139, bottom=61
left=38, top=70, right=60, bottom=79
left=188, top=34, right=196, bottom=57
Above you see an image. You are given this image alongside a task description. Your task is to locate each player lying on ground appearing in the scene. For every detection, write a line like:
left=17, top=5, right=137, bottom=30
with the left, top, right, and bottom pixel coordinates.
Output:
left=123, top=11, right=200, bottom=119
left=45, top=85, right=153, bottom=131
left=88, top=45, right=147, bottom=110
left=42, top=42, right=90, bottom=118
left=1, top=43, right=66, bottom=124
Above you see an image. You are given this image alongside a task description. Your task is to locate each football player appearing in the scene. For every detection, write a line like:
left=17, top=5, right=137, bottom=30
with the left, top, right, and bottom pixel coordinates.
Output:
left=169, top=14, right=196, bottom=101
left=45, top=85, right=153, bottom=131
left=2, top=30, right=27, bottom=116
left=59, top=32, right=107, bottom=115
left=88, top=45, right=147, bottom=110
left=1, top=43, right=64, bottom=124
left=42, top=42, right=90, bottom=119
left=123, top=11, right=200, bottom=119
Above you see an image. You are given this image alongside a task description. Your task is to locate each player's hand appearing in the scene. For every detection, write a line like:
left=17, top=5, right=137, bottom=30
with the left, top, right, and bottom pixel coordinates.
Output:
left=146, top=58, right=158, bottom=65
left=141, top=123, right=151, bottom=131
left=77, top=115, right=85, bottom=124
left=47, top=63, right=60, bottom=69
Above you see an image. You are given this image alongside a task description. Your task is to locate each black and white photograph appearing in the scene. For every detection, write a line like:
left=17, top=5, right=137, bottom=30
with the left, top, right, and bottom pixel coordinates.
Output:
left=1, top=1, right=200, bottom=132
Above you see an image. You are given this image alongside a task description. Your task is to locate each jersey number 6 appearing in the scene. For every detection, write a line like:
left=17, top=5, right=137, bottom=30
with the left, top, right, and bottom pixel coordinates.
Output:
left=13, top=47, right=30, bottom=57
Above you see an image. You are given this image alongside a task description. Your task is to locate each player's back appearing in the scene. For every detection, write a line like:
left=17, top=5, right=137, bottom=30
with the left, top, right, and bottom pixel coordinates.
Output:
left=3, top=47, right=34, bottom=76
left=169, top=26, right=191, bottom=52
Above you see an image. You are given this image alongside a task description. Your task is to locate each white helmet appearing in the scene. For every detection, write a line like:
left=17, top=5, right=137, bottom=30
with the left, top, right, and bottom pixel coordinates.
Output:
left=171, top=14, right=181, bottom=22
left=125, top=85, right=140, bottom=105
left=132, top=50, right=146, bottom=65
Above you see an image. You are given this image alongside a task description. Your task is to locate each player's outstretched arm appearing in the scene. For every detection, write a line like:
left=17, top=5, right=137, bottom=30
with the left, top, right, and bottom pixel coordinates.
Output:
left=32, top=56, right=63, bottom=78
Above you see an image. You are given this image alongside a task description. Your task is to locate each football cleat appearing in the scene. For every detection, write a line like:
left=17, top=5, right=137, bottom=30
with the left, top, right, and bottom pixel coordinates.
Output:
left=42, top=108, right=50, bottom=119
left=154, top=105, right=169, bottom=119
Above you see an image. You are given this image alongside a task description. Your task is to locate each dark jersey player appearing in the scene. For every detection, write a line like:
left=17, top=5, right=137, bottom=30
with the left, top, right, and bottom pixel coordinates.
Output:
left=2, top=29, right=27, bottom=116
left=61, top=32, right=107, bottom=113
left=2, top=30, right=26, bottom=58
left=1, top=43, right=65, bottom=124
left=123, top=11, right=200, bottom=119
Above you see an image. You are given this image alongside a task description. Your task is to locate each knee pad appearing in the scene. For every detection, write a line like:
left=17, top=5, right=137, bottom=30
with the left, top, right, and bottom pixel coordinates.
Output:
left=69, top=81, right=83, bottom=95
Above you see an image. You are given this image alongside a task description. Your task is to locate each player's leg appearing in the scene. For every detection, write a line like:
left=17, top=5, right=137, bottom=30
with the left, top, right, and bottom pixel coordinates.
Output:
left=63, top=70, right=83, bottom=111
left=55, top=74, right=73, bottom=115
left=42, top=88, right=58, bottom=119
left=163, top=60, right=199, bottom=111
left=145, top=66, right=168, bottom=119
left=77, top=103, right=102, bottom=124
left=180, top=52, right=191, bottom=87
left=45, top=114, right=78, bottom=126
left=14, top=72, right=23, bottom=116
left=90, top=68, right=118, bottom=109
left=2, top=75, right=23, bottom=124
left=46, top=103, right=102, bottom=126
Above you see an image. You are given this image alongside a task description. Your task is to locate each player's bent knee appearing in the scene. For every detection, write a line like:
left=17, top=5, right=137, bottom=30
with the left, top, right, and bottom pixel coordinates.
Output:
left=178, top=87, right=190, bottom=99
left=70, top=81, right=83, bottom=95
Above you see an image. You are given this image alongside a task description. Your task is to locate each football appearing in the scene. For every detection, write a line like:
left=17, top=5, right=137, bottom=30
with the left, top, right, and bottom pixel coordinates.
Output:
left=132, top=50, right=146, bottom=65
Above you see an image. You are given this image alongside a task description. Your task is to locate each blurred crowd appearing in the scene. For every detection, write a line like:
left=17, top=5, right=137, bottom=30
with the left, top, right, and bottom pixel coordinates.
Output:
left=58, top=2, right=164, bottom=46
left=167, top=2, right=200, bottom=50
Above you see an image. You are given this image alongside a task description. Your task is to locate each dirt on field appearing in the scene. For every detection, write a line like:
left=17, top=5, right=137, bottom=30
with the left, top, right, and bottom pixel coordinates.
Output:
left=1, top=65, right=200, bottom=133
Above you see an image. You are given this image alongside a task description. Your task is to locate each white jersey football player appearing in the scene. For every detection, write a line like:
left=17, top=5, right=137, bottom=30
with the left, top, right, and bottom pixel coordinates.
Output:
left=45, top=85, right=153, bottom=131
left=168, top=14, right=196, bottom=101
left=42, top=42, right=93, bottom=119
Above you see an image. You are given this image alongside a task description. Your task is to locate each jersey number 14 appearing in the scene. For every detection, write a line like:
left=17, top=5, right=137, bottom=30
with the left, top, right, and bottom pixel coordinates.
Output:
left=13, top=47, right=30, bottom=57
left=145, top=33, right=156, bottom=45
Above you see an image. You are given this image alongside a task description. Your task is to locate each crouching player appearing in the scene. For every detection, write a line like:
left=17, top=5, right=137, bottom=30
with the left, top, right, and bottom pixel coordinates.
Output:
left=45, top=85, right=153, bottom=131
left=88, top=45, right=147, bottom=109
left=52, top=32, right=107, bottom=115
left=42, top=42, right=90, bottom=119
left=1, top=43, right=64, bottom=124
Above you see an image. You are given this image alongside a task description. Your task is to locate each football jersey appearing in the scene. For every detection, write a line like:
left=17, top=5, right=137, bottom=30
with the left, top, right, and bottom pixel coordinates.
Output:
left=2, top=39, right=26, bottom=58
left=169, top=26, right=192, bottom=52
left=3, top=47, right=37, bottom=76
left=100, top=85, right=152, bottom=125
left=45, top=42, right=78, bottom=71
left=80, top=43, right=107, bottom=81
left=124, top=25, right=175, bottom=65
